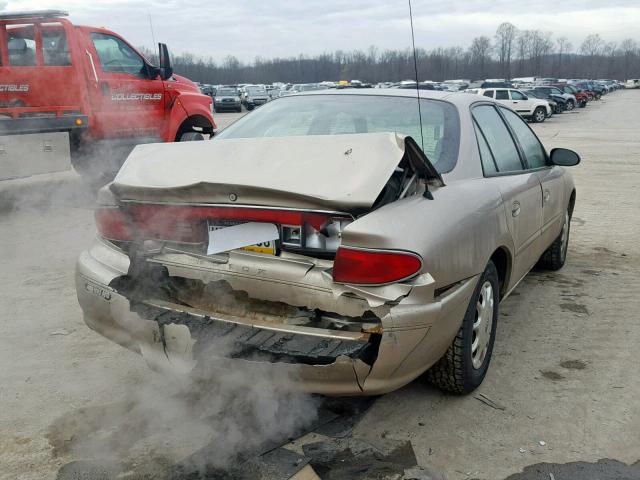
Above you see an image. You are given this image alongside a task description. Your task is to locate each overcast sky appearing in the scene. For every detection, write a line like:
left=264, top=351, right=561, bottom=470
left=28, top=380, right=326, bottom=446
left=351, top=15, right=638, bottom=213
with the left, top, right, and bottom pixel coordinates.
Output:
left=5, top=0, right=640, bottom=62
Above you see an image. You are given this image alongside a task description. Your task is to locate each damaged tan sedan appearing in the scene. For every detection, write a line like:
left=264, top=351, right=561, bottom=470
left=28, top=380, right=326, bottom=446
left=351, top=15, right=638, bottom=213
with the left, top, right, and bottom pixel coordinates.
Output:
left=76, top=90, right=580, bottom=395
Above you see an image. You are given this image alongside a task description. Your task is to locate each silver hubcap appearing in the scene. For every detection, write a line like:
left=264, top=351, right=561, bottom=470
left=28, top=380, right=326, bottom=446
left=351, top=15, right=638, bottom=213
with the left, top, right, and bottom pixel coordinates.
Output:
left=472, top=281, right=494, bottom=369
left=567, top=102, right=574, bottom=110
left=536, top=110, right=545, bottom=121
left=560, top=211, right=570, bottom=260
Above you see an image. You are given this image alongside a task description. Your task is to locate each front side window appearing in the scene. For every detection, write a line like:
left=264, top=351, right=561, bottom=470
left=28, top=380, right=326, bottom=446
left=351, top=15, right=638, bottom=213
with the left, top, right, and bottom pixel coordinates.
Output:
left=91, top=33, right=144, bottom=76
left=500, top=108, right=548, bottom=169
left=510, top=91, right=526, bottom=100
left=42, top=24, right=71, bottom=66
left=7, top=24, right=36, bottom=66
left=216, top=95, right=461, bottom=173
left=472, top=105, right=522, bottom=173
left=495, top=90, right=509, bottom=100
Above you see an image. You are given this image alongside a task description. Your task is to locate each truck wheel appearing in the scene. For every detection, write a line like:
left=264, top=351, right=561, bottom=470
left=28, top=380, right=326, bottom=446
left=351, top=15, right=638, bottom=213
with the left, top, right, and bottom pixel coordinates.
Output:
left=179, top=132, right=205, bottom=141
left=532, top=107, right=546, bottom=123
left=426, top=261, right=499, bottom=394
left=537, top=210, right=570, bottom=271
left=566, top=99, right=575, bottom=111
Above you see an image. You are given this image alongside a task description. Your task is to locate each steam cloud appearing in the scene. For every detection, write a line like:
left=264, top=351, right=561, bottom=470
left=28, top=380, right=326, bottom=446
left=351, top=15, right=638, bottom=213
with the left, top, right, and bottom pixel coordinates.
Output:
left=49, top=319, right=319, bottom=478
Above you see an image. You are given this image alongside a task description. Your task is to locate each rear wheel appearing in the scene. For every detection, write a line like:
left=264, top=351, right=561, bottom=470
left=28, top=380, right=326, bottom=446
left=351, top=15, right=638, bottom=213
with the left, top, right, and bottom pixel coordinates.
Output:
left=427, top=261, right=499, bottom=394
left=538, top=209, right=570, bottom=270
left=532, top=107, right=546, bottom=123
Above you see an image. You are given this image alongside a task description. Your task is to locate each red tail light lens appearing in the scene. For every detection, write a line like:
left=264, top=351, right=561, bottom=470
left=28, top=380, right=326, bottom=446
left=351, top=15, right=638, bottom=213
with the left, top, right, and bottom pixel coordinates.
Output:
left=95, top=208, right=133, bottom=241
left=332, top=247, right=422, bottom=285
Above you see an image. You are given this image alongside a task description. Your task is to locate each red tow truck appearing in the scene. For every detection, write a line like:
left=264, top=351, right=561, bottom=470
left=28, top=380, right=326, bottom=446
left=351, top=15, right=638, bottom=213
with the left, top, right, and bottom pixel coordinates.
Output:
left=0, top=10, right=215, bottom=179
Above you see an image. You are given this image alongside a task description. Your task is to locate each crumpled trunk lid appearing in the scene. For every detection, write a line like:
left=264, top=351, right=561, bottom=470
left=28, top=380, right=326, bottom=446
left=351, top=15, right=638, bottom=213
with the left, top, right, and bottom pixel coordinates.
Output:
left=111, top=132, right=408, bottom=212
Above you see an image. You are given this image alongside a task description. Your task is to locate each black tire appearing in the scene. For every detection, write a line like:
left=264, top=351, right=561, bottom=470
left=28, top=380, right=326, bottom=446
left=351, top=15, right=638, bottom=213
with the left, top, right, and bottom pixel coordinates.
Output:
left=566, top=99, right=575, bottom=111
left=247, top=105, right=255, bottom=111
left=179, top=131, right=205, bottom=141
left=427, top=261, right=499, bottom=394
left=538, top=209, right=570, bottom=271
left=579, top=100, right=587, bottom=108
left=236, top=107, right=242, bottom=113
left=532, top=107, right=546, bottom=123
left=213, top=107, right=219, bottom=113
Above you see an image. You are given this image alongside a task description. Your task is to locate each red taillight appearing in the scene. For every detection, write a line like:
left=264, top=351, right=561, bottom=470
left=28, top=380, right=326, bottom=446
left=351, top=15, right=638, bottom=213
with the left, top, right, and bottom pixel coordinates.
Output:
left=332, top=247, right=422, bottom=285
left=95, top=208, right=133, bottom=241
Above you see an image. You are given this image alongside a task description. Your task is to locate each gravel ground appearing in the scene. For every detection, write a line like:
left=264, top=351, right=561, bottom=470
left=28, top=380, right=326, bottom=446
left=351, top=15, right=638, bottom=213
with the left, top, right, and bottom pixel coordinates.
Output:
left=0, top=91, right=638, bottom=480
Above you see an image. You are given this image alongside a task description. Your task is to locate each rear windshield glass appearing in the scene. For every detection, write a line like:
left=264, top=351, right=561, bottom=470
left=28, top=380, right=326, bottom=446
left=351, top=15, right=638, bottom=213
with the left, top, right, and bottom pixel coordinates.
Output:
left=217, top=89, right=237, bottom=96
left=216, top=94, right=461, bottom=173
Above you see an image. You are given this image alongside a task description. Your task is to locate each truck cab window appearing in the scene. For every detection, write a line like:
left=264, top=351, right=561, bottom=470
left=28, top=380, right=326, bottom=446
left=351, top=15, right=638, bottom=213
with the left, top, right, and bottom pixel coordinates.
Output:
left=42, top=24, right=71, bottom=66
left=91, top=32, right=144, bottom=76
left=7, top=25, right=37, bottom=66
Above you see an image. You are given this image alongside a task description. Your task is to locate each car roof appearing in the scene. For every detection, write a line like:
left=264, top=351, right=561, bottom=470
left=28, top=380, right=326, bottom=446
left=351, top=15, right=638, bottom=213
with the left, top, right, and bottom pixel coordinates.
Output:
left=290, top=88, right=481, bottom=108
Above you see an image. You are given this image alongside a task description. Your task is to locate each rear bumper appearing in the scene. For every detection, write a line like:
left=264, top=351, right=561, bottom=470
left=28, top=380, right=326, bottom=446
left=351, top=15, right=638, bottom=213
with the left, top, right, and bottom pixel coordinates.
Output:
left=76, top=238, right=478, bottom=396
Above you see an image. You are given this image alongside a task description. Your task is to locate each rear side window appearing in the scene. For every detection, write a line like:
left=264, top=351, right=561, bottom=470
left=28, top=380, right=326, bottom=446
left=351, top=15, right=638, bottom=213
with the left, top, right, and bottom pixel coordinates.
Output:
left=42, top=24, right=71, bottom=66
left=91, top=33, right=144, bottom=76
left=500, top=108, right=548, bottom=169
left=495, top=90, right=509, bottom=100
left=473, top=121, right=498, bottom=175
left=7, top=24, right=36, bottom=66
left=483, top=90, right=494, bottom=98
left=472, top=105, right=523, bottom=173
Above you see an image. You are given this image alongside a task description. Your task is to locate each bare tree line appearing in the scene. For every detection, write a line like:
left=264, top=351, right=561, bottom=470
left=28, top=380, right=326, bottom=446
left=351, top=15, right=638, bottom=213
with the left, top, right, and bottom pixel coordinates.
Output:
left=142, top=24, right=640, bottom=84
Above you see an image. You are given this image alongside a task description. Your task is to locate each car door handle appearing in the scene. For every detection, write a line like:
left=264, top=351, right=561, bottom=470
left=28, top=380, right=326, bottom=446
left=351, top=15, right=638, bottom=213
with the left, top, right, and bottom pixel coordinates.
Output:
left=543, top=190, right=550, bottom=203
left=512, top=201, right=521, bottom=217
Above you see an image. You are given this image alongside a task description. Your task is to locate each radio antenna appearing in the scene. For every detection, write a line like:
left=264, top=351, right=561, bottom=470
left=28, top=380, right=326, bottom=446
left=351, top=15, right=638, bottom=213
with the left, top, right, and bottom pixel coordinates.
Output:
left=408, top=0, right=424, bottom=151
left=148, top=12, right=157, bottom=49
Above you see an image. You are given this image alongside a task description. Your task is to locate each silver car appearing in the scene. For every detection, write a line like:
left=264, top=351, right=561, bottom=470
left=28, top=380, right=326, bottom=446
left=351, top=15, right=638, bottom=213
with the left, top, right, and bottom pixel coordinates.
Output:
left=76, top=90, right=579, bottom=395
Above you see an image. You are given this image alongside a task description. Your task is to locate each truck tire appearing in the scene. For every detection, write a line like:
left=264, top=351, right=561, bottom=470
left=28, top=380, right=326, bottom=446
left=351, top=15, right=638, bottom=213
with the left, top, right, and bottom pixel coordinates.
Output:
left=426, top=261, right=499, bottom=394
left=179, top=132, right=205, bottom=141
left=537, top=210, right=570, bottom=271
left=532, top=107, right=546, bottom=123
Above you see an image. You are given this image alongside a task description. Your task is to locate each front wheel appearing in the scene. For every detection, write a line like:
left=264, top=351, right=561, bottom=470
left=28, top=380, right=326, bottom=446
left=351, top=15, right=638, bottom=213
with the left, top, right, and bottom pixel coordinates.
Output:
left=579, top=100, right=587, bottom=108
left=566, top=99, right=575, bottom=111
left=532, top=107, right=546, bottom=123
left=179, top=131, right=205, bottom=141
left=427, top=261, right=499, bottom=394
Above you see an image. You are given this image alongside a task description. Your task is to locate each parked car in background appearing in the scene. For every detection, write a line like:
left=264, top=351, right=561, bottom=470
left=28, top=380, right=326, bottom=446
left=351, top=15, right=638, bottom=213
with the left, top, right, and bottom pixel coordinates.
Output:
left=242, top=85, right=270, bottom=110
left=553, top=84, right=588, bottom=108
left=624, top=79, right=640, bottom=89
left=76, top=89, right=580, bottom=396
left=471, top=88, right=551, bottom=122
left=525, top=89, right=564, bottom=115
left=214, top=87, right=242, bottom=113
left=533, top=86, right=577, bottom=111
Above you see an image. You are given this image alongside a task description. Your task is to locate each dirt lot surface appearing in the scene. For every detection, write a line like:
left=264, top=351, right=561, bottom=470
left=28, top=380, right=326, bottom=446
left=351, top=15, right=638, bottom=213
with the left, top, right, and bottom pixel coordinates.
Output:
left=0, top=92, right=638, bottom=480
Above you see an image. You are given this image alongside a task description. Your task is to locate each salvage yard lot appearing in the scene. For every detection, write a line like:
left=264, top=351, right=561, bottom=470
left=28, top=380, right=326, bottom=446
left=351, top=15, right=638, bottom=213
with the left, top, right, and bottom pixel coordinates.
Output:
left=1, top=92, right=639, bottom=480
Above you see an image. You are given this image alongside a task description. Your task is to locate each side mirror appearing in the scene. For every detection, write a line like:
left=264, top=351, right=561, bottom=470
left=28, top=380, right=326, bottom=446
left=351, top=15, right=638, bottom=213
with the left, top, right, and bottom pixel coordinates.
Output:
left=550, top=148, right=580, bottom=166
left=158, top=43, right=173, bottom=80
left=146, top=65, right=160, bottom=79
